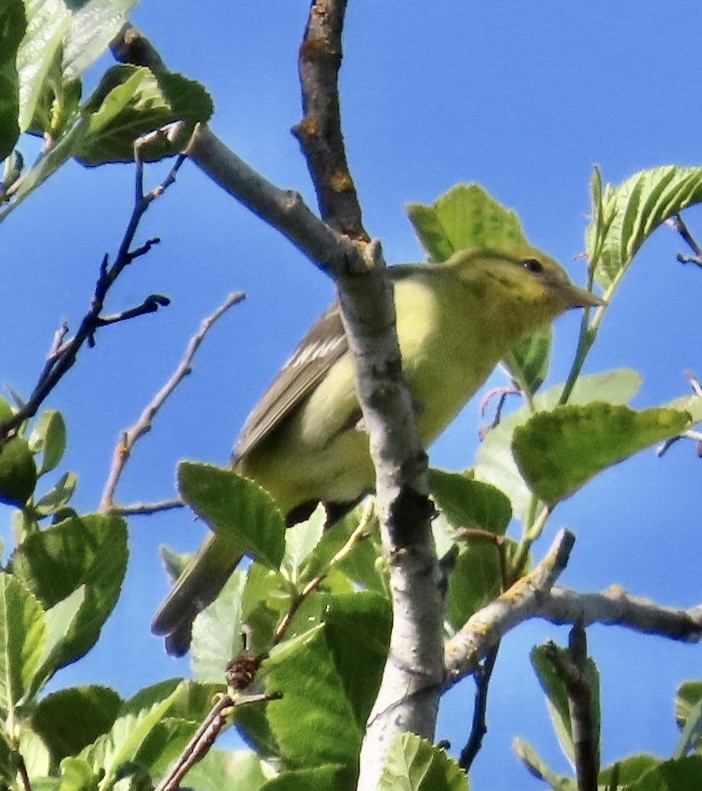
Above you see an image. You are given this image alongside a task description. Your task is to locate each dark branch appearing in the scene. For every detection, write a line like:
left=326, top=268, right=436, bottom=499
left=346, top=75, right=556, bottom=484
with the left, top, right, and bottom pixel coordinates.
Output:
left=292, top=0, right=369, bottom=241
left=542, top=626, right=599, bottom=791
left=669, top=213, right=702, bottom=267
left=0, top=150, right=182, bottom=445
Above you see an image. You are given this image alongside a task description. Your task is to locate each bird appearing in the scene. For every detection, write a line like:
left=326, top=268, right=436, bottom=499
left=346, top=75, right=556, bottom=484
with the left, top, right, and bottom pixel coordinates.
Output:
left=152, top=244, right=602, bottom=655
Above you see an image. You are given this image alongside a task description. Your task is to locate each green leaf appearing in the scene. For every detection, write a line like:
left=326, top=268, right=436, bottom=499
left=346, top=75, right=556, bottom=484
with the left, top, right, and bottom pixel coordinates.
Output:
left=32, top=586, right=86, bottom=696
left=185, top=749, right=274, bottom=791
left=429, top=468, right=511, bottom=534
left=16, top=0, right=71, bottom=132
left=530, top=645, right=600, bottom=769
left=28, top=410, right=66, bottom=475
left=76, top=65, right=213, bottom=165
left=475, top=369, right=642, bottom=519
left=444, top=539, right=513, bottom=632
left=512, top=738, right=575, bottom=789
left=379, top=733, right=468, bottom=791
left=19, top=726, right=52, bottom=779
left=0, top=573, right=47, bottom=713
left=0, top=118, right=85, bottom=221
left=586, top=166, right=702, bottom=290
left=260, top=766, right=348, bottom=791
left=56, top=756, right=97, bottom=791
left=502, top=324, right=552, bottom=398
left=263, top=627, right=362, bottom=768
left=676, top=681, right=702, bottom=731
left=0, top=435, right=37, bottom=506
left=598, top=755, right=661, bottom=787
left=406, top=182, right=527, bottom=262
left=34, top=470, right=78, bottom=516
left=191, top=570, right=247, bottom=683
left=625, top=756, right=702, bottom=790
left=280, top=504, right=326, bottom=584
left=85, top=682, right=186, bottom=782
left=9, top=513, right=128, bottom=668
left=513, top=403, right=690, bottom=507
left=675, top=681, right=702, bottom=757
left=62, top=0, right=138, bottom=82
left=0, top=0, right=26, bottom=160
left=178, top=462, right=285, bottom=571
left=31, top=685, right=122, bottom=763
left=322, top=592, right=391, bottom=728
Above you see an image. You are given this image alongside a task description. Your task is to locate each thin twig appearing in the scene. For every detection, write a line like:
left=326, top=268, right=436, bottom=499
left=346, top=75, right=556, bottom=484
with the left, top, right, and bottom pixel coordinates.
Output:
left=292, top=0, right=368, bottom=240
left=668, top=213, right=702, bottom=266
left=0, top=151, right=185, bottom=446
left=99, top=291, right=245, bottom=512
left=457, top=528, right=510, bottom=769
left=272, top=499, right=374, bottom=645
left=445, top=563, right=702, bottom=688
left=108, top=498, right=184, bottom=516
left=155, top=691, right=281, bottom=791
left=459, top=644, right=499, bottom=771
left=542, top=626, right=599, bottom=791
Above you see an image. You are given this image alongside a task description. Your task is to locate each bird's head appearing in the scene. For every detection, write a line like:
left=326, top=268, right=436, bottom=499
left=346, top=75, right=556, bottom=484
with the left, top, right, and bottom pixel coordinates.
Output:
left=445, top=245, right=603, bottom=328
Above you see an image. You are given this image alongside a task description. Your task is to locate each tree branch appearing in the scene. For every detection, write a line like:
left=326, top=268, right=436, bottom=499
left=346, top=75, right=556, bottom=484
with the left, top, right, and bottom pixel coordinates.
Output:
left=542, top=625, right=599, bottom=791
left=112, top=19, right=443, bottom=786
left=100, top=291, right=245, bottom=512
left=445, top=532, right=702, bottom=686
left=292, top=0, right=369, bottom=240
left=0, top=152, right=183, bottom=445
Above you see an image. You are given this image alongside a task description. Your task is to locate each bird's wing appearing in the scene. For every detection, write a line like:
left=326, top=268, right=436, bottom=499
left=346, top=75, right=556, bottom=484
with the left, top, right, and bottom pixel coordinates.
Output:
left=232, top=301, right=348, bottom=462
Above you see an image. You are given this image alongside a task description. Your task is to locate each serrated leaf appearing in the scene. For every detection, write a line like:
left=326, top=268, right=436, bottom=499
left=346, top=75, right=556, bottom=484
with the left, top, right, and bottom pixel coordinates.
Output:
left=322, top=592, right=391, bottom=728
left=280, top=504, right=326, bottom=583
left=262, top=627, right=362, bottom=768
left=62, top=0, right=138, bottom=81
left=380, top=732, right=468, bottom=791
left=444, top=539, right=515, bottom=632
left=0, top=573, right=47, bottom=713
left=513, top=403, right=690, bottom=507
left=0, top=118, right=85, bottom=222
left=625, top=756, right=702, bottom=790
left=475, top=369, right=643, bottom=519
left=598, top=755, right=661, bottom=787
left=502, top=324, right=552, bottom=398
left=0, top=435, right=37, bottom=506
left=429, top=468, right=511, bottom=534
left=29, top=410, right=66, bottom=475
left=406, top=182, right=527, bottom=263
left=586, top=166, right=702, bottom=289
left=76, top=65, right=213, bottom=165
left=56, top=756, right=97, bottom=791
left=185, top=749, right=274, bottom=791
left=191, top=570, right=247, bottom=683
left=178, top=463, right=285, bottom=571
left=530, top=645, right=600, bottom=770
left=9, top=513, right=128, bottom=668
left=30, top=586, right=85, bottom=695
left=676, top=681, right=702, bottom=731
left=31, top=685, right=122, bottom=763
left=16, top=0, right=71, bottom=132
left=512, top=738, right=575, bottom=789
left=260, top=765, right=347, bottom=791
left=85, top=682, right=185, bottom=781
left=0, top=0, right=25, bottom=160
left=34, top=470, right=78, bottom=515
left=675, top=681, right=702, bottom=757
left=20, top=727, right=51, bottom=779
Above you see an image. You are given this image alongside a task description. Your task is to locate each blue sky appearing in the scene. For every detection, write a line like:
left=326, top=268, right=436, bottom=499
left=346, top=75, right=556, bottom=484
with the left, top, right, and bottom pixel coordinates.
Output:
left=4, top=2, right=702, bottom=788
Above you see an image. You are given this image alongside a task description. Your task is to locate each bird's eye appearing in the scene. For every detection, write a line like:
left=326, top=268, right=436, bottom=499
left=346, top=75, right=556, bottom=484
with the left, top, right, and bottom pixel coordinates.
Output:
left=521, top=257, right=544, bottom=273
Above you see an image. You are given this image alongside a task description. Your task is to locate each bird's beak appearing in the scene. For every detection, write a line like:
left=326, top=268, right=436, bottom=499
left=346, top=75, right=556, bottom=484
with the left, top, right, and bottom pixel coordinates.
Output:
left=567, top=285, right=606, bottom=309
